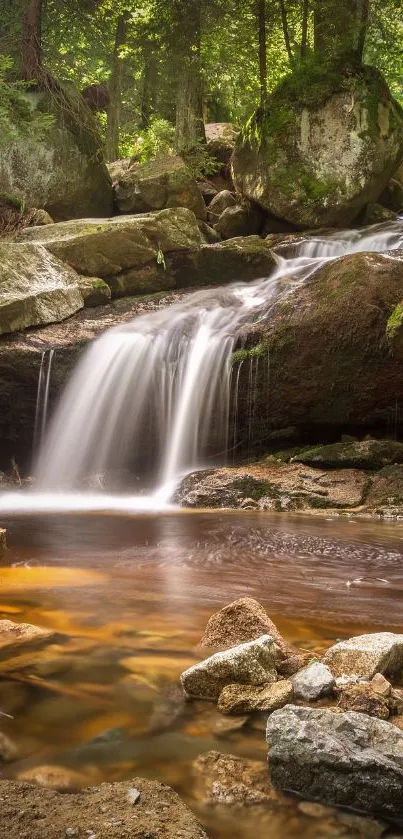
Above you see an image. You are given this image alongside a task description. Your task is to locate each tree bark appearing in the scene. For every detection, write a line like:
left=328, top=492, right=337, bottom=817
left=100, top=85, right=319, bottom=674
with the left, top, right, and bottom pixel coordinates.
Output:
left=257, top=0, right=267, bottom=107
left=106, top=13, right=128, bottom=163
left=279, top=0, right=294, bottom=66
left=300, top=0, right=309, bottom=59
left=21, top=0, right=42, bottom=79
left=174, top=0, right=206, bottom=153
left=313, top=0, right=367, bottom=65
left=141, top=41, right=158, bottom=130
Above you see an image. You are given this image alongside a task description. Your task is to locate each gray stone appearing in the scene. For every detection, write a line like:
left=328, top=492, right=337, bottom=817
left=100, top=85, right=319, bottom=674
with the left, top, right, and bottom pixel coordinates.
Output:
left=217, top=680, right=293, bottom=714
left=112, top=155, right=206, bottom=219
left=214, top=203, right=262, bottom=239
left=266, top=704, right=403, bottom=818
left=323, top=632, right=403, bottom=678
left=180, top=635, right=280, bottom=700
left=291, top=661, right=335, bottom=701
left=207, top=190, right=236, bottom=224
left=0, top=243, right=84, bottom=335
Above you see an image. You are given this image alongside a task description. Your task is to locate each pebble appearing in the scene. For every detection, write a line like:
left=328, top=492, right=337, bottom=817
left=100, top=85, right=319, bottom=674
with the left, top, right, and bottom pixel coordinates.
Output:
left=65, top=830, right=78, bottom=838
left=127, top=787, right=141, bottom=805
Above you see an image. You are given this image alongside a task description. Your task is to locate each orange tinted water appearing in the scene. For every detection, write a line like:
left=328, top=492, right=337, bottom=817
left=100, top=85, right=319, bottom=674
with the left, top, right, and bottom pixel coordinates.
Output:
left=1, top=510, right=403, bottom=838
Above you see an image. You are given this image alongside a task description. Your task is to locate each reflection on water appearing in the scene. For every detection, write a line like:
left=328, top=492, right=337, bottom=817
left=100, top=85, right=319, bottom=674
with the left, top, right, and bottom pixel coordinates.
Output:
left=1, top=510, right=403, bottom=838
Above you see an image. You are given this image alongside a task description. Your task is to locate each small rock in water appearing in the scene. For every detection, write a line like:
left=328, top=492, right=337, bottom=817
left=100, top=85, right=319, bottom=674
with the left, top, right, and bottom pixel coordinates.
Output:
left=323, top=632, right=403, bottom=677
left=266, top=704, right=403, bottom=818
left=199, top=597, right=288, bottom=651
left=292, top=661, right=335, bottom=701
left=181, top=635, right=280, bottom=700
left=217, top=680, right=293, bottom=714
left=193, top=750, right=280, bottom=806
left=127, top=787, right=141, bottom=805
left=212, top=714, right=249, bottom=736
left=336, top=682, right=390, bottom=719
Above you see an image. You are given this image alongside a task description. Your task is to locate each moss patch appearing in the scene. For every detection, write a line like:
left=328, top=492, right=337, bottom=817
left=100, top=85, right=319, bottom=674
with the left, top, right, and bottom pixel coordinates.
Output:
left=386, top=302, right=403, bottom=340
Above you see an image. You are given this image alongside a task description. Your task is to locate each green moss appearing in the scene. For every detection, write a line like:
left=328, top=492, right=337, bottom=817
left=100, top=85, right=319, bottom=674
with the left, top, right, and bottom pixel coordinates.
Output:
left=386, top=303, right=403, bottom=340
left=0, top=192, right=24, bottom=212
left=231, top=342, right=266, bottom=365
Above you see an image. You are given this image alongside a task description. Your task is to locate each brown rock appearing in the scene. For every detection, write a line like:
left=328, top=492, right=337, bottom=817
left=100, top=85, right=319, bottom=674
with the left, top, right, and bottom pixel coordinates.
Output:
left=0, top=620, right=57, bottom=660
left=17, top=765, right=92, bottom=791
left=336, top=683, right=390, bottom=719
left=218, top=680, right=293, bottom=714
left=199, top=597, right=287, bottom=652
left=193, top=750, right=281, bottom=806
left=371, top=673, right=392, bottom=697
left=0, top=778, right=208, bottom=839
left=277, top=651, right=312, bottom=677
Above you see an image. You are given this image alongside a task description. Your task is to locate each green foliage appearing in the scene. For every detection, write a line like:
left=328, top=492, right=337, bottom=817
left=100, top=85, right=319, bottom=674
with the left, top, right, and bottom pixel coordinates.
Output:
left=130, top=117, right=175, bottom=162
left=0, top=56, right=54, bottom=147
left=181, top=142, right=220, bottom=179
left=386, top=303, right=403, bottom=340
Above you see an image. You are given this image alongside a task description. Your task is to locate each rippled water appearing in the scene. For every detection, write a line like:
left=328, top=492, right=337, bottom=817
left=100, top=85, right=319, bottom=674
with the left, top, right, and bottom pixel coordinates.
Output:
left=1, top=511, right=403, bottom=838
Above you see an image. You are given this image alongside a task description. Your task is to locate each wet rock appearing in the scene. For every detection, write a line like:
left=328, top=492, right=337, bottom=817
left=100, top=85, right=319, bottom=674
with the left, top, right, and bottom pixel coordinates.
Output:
left=199, top=597, right=287, bottom=652
left=379, top=178, right=403, bottom=213
left=207, top=189, right=236, bottom=224
left=232, top=67, right=403, bottom=228
left=217, top=680, right=293, bottom=714
left=193, top=750, right=278, bottom=805
left=363, top=203, right=397, bottom=225
left=336, top=682, right=390, bottom=719
left=266, top=704, right=403, bottom=818
left=323, top=632, right=403, bottom=678
left=214, top=202, right=263, bottom=240
left=292, top=661, right=335, bottom=701
left=212, top=714, right=249, bottom=737
left=297, top=802, right=386, bottom=839
left=0, top=620, right=57, bottom=660
left=366, top=465, right=403, bottom=513
left=1, top=778, right=208, bottom=839
left=181, top=635, right=280, bottom=700
left=78, top=277, right=111, bottom=308
left=148, top=679, right=187, bottom=734
left=112, top=155, right=206, bottom=220
left=294, top=440, right=403, bottom=470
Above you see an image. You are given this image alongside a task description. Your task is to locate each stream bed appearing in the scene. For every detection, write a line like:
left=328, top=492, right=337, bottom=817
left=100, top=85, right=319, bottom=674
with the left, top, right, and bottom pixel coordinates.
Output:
left=1, top=509, right=403, bottom=838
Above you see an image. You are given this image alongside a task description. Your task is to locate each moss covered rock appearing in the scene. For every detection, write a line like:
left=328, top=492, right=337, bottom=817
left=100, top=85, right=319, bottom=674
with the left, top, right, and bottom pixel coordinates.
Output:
left=294, top=440, right=403, bottom=470
left=232, top=66, right=403, bottom=228
left=112, top=155, right=206, bottom=219
left=0, top=84, right=113, bottom=221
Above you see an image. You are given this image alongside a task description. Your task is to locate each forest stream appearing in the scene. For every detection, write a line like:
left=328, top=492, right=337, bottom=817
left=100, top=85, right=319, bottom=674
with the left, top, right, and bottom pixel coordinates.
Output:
left=1, top=509, right=403, bottom=839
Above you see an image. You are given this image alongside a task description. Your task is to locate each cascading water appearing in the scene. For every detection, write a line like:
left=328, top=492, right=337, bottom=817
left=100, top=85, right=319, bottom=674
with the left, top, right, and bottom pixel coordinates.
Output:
left=33, top=349, right=55, bottom=454
left=2, top=219, right=403, bottom=513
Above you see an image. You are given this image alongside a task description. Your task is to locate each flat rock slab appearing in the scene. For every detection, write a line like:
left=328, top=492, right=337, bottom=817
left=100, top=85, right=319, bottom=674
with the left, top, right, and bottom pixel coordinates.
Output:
left=323, top=632, right=403, bottom=677
left=181, top=635, right=280, bottom=700
left=218, top=680, right=293, bottom=713
left=266, top=704, right=403, bottom=819
left=199, top=596, right=287, bottom=651
left=0, top=778, right=208, bottom=839
left=292, top=661, right=335, bottom=701
left=0, top=620, right=57, bottom=660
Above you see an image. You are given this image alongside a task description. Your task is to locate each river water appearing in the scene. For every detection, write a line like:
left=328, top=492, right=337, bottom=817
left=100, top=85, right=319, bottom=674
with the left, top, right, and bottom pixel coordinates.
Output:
left=1, top=509, right=403, bottom=838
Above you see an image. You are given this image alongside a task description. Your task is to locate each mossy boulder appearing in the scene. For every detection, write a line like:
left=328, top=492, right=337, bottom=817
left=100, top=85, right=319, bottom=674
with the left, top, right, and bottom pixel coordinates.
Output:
left=0, top=243, right=83, bottom=335
left=293, top=440, right=403, bottom=470
left=232, top=66, right=403, bottom=228
left=0, top=84, right=113, bottom=221
left=111, top=155, right=206, bottom=219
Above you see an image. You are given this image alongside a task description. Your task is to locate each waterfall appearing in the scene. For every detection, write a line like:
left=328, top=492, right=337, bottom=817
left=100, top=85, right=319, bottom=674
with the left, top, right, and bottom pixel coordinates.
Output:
left=33, top=349, right=55, bottom=454
left=34, top=219, right=403, bottom=500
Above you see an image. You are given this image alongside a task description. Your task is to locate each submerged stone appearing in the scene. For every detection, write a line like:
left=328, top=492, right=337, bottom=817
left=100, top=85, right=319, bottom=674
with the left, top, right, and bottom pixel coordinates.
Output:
left=266, top=705, right=403, bottom=818
left=180, top=635, right=280, bottom=700
left=323, top=632, right=403, bottom=677
left=193, top=750, right=278, bottom=806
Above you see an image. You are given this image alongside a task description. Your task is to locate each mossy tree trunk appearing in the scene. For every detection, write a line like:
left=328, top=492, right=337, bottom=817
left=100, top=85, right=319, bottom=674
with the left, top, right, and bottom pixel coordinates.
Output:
left=0, top=0, right=42, bottom=80
left=313, top=0, right=370, bottom=66
left=174, top=0, right=206, bottom=153
left=106, top=13, right=128, bottom=163
left=21, top=0, right=42, bottom=79
left=141, top=39, right=158, bottom=130
left=257, top=0, right=267, bottom=107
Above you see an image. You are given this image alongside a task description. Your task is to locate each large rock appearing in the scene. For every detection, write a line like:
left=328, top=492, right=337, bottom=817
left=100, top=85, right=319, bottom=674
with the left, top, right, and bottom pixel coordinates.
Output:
left=111, top=155, right=206, bottom=219
left=214, top=202, right=263, bottom=239
left=0, top=85, right=113, bottom=221
left=266, top=705, right=403, bottom=818
left=294, top=439, right=403, bottom=470
left=0, top=242, right=84, bottom=335
left=323, top=633, right=403, bottom=678
left=180, top=635, right=280, bottom=700
left=232, top=67, right=403, bottom=228
left=199, top=597, right=287, bottom=652
left=0, top=778, right=208, bottom=839
left=205, top=123, right=239, bottom=171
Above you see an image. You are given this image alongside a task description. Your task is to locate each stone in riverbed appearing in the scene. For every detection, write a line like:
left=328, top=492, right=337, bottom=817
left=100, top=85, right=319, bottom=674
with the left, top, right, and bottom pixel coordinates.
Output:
left=199, top=597, right=287, bottom=652
left=0, top=620, right=57, bottom=659
left=323, top=632, right=403, bottom=678
left=193, top=750, right=279, bottom=806
left=111, top=155, right=207, bottom=220
left=266, top=704, right=403, bottom=818
left=292, top=661, right=335, bottom=701
left=180, top=635, right=280, bottom=700
left=336, top=682, right=390, bottom=719
left=217, top=680, right=293, bottom=714
left=294, top=439, right=403, bottom=471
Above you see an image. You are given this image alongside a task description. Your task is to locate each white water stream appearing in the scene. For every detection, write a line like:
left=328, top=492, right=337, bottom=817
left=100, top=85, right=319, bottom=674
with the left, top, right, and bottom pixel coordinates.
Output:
left=1, top=219, right=403, bottom=514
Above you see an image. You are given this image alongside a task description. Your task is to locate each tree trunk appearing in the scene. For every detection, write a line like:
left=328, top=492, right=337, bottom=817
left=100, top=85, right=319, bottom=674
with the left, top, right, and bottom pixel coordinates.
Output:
left=314, top=0, right=368, bottom=66
left=257, top=0, right=267, bottom=107
left=300, top=0, right=309, bottom=59
left=175, top=0, right=206, bottom=153
left=141, top=41, right=158, bottom=130
left=279, top=0, right=294, bottom=66
left=106, top=13, right=128, bottom=163
left=21, top=0, right=42, bottom=79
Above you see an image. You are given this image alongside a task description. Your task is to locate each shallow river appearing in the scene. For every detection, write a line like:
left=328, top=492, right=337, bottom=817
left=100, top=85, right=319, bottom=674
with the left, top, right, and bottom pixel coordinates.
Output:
left=1, top=509, right=403, bottom=838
